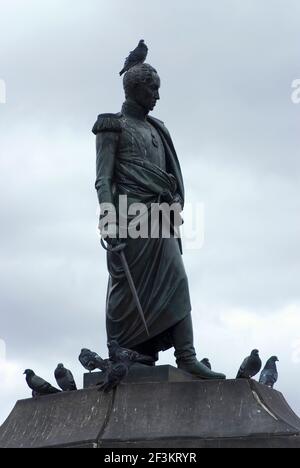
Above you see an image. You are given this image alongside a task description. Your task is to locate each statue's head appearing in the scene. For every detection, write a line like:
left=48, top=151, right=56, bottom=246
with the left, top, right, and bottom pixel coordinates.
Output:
left=123, top=63, right=160, bottom=112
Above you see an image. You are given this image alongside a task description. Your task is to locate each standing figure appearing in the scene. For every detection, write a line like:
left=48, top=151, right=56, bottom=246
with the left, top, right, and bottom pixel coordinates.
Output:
left=93, top=52, right=225, bottom=380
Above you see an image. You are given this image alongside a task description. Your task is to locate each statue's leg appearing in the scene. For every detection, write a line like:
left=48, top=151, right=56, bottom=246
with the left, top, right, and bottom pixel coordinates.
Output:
left=171, top=314, right=226, bottom=380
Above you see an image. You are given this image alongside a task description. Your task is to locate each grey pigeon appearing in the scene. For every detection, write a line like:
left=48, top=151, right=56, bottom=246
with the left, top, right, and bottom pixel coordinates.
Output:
left=54, top=363, right=77, bottom=391
left=259, top=356, right=279, bottom=388
left=200, top=358, right=211, bottom=370
left=108, top=340, right=153, bottom=365
left=23, top=369, right=61, bottom=396
left=97, top=341, right=153, bottom=393
left=119, top=40, right=148, bottom=76
left=236, top=349, right=262, bottom=379
left=79, top=348, right=110, bottom=373
left=98, top=362, right=129, bottom=393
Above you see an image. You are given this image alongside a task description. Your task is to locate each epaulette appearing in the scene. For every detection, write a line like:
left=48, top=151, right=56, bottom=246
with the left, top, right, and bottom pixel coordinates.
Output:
left=92, top=113, right=122, bottom=135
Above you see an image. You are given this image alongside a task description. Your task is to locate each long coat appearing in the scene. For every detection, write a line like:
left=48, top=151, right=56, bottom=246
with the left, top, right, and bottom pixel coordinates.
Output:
left=93, top=109, right=191, bottom=350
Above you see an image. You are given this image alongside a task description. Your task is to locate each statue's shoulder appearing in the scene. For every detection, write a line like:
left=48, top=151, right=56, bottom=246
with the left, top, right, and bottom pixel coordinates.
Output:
left=148, top=115, right=172, bottom=138
left=148, top=115, right=165, bottom=126
left=92, top=113, right=122, bottom=135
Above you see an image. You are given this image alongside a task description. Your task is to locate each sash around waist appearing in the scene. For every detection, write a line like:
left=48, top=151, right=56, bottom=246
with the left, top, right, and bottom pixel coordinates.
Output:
left=113, top=157, right=177, bottom=203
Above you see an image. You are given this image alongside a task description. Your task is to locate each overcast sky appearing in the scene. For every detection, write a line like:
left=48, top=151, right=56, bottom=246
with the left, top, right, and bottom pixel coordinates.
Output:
left=1, top=0, right=300, bottom=426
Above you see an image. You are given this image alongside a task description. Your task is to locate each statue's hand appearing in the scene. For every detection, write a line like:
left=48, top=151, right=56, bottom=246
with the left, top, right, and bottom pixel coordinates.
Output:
left=159, top=190, right=183, bottom=211
left=172, top=193, right=184, bottom=212
left=159, top=189, right=174, bottom=204
left=105, top=235, right=120, bottom=248
left=98, top=217, right=119, bottom=244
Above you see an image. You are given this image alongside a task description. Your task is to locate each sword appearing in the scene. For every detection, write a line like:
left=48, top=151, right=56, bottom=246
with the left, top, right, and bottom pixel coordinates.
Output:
left=101, top=238, right=150, bottom=336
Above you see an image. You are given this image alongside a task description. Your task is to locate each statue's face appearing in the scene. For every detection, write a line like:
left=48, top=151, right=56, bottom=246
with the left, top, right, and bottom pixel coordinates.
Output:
left=134, top=73, right=160, bottom=112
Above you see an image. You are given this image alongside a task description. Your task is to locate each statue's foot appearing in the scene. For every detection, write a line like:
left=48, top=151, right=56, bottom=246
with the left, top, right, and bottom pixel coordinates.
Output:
left=178, top=360, right=226, bottom=380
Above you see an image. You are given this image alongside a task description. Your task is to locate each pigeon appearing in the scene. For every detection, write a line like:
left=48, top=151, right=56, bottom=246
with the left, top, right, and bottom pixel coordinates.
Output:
left=236, top=349, right=262, bottom=379
left=119, top=40, right=148, bottom=76
left=200, top=358, right=212, bottom=370
left=259, top=356, right=279, bottom=388
left=97, top=341, right=153, bottom=393
left=54, top=363, right=77, bottom=391
left=108, top=340, right=153, bottom=365
left=23, top=369, right=61, bottom=396
left=97, top=362, right=129, bottom=393
left=79, top=348, right=110, bottom=373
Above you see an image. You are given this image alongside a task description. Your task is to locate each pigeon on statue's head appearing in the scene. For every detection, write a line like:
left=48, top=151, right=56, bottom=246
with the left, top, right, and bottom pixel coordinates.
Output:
left=259, top=356, right=279, bottom=388
left=23, top=369, right=61, bottom=397
left=236, top=349, right=262, bottom=379
left=119, top=40, right=148, bottom=76
left=54, top=363, right=77, bottom=391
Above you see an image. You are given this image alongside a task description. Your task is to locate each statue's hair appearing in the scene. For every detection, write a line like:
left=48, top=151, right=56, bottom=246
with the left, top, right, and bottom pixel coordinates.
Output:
left=123, top=63, right=159, bottom=98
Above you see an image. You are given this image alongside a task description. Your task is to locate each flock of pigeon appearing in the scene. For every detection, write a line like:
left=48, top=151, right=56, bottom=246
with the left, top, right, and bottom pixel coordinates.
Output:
left=23, top=345, right=279, bottom=398
left=24, top=341, right=153, bottom=396
left=201, top=350, right=279, bottom=388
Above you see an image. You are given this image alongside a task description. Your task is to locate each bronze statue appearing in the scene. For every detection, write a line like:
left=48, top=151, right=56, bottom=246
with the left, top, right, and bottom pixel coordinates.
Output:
left=93, top=47, right=225, bottom=380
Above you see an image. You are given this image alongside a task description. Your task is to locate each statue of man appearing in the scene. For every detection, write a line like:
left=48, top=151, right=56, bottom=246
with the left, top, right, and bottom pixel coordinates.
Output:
left=93, top=62, right=225, bottom=380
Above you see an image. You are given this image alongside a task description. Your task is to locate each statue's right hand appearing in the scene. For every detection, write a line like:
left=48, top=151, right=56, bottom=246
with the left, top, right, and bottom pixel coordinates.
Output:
left=105, top=236, right=120, bottom=248
left=98, top=217, right=119, bottom=242
left=101, top=236, right=126, bottom=253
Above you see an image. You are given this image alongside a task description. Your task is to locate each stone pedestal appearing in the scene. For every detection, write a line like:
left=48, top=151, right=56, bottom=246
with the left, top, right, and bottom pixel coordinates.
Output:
left=83, top=364, right=198, bottom=388
left=0, top=366, right=299, bottom=448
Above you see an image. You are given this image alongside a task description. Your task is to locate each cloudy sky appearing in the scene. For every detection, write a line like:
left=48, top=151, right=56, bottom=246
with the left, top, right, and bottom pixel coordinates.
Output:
left=1, top=0, right=300, bottom=426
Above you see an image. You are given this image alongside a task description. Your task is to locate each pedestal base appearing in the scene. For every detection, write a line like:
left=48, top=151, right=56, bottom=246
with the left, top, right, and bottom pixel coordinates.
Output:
left=83, top=364, right=197, bottom=388
left=0, top=366, right=299, bottom=448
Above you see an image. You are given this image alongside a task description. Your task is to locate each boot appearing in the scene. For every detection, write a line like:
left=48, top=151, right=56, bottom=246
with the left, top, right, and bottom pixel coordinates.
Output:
left=171, top=314, right=226, bottom=380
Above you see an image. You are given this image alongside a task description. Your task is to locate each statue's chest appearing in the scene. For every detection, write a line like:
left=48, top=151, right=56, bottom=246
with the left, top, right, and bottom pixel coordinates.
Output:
left=119, top=118, right=166, bottom=170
